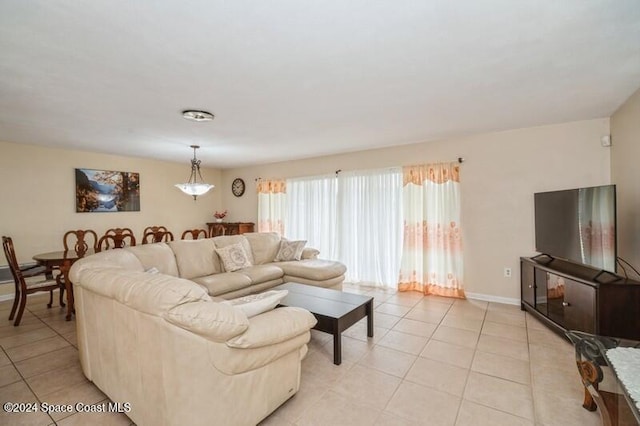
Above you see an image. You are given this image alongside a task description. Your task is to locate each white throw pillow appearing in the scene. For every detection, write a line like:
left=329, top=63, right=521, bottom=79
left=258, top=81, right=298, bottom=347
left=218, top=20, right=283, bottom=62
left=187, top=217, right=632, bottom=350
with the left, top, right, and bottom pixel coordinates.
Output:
left=274, top=239, right=307, bottom=261
left=222, top=290, right=289, bottom=318
left=216, top=243, right=252, bottom=272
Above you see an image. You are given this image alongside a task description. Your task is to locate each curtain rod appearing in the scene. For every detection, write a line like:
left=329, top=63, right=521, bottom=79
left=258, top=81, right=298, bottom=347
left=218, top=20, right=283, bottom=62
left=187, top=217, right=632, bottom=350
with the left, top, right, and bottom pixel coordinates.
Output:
left=259, top=158, right=465, bottom=180
left=335, top=158, right=464, bottom=175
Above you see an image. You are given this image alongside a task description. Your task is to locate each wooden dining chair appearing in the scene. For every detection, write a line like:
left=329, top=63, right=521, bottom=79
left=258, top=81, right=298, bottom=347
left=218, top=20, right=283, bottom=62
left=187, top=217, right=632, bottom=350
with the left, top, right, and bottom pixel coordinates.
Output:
left=102, top=228, right=136, bottom=248
left=2, top=236, right=65, bottom=326
left=58, top=230, right=97, bottom=309
left=142, top=226, right=174, bottom=244
left=181, top=229, right=208, bottom=240
left=63, top=229, right=98, bottom=256
left=97, top=234, right=120, bottom=252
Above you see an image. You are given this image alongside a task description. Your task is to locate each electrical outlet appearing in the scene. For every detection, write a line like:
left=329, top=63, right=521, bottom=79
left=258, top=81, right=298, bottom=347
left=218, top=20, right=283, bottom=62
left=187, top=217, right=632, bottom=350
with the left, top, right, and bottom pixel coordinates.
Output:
left=504, top=267, right=512, bottom=278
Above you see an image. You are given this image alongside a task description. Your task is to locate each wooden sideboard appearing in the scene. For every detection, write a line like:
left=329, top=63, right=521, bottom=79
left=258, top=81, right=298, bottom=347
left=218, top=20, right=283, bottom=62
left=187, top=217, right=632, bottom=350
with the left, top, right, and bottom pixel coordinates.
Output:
left=206, top=222, right=255, bottom=237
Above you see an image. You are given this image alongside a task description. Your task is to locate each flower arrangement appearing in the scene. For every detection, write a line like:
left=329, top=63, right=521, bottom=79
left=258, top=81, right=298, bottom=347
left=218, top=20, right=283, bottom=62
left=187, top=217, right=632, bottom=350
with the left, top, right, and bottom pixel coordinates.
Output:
left=214, top=210, right=227, bottom=219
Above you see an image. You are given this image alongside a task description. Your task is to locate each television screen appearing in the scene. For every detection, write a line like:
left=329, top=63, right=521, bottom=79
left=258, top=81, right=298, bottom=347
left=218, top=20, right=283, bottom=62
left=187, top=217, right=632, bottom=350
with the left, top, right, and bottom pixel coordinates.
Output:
left=534, top=185, right=616, bottom=273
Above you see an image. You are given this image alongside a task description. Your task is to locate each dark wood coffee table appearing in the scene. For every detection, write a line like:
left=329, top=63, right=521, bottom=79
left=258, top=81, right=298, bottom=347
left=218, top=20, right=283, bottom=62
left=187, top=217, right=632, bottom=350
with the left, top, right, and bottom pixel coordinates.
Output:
left=273, top=282, right=374, bottom=365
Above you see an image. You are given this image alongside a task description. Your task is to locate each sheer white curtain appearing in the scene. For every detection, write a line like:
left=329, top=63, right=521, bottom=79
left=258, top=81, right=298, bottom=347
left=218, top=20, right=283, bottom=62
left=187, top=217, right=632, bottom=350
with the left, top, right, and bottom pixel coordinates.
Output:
left=286, top=175, right=338, bottom=259
left=283, top=164, right=463, bottom=294
left=257, top=179, right=287, bottom=235
left=398, top=163, right=465, bottom=298
left=337, top=168, right=403, bottom=287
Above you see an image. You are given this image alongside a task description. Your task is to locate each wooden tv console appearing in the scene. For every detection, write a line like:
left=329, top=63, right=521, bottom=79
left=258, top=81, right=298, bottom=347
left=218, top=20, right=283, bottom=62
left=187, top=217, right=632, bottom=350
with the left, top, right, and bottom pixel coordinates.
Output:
left=520, top=257, right=640, bottom=340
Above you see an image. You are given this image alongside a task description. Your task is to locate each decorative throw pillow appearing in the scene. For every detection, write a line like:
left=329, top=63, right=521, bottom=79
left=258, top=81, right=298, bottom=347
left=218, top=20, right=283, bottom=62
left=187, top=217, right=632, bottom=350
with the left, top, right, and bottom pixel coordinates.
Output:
left=221, top=290, right=288, bottom=318
left=274, top=239, right=307, bottom=261
left=215, top=243, right=252, bottom=272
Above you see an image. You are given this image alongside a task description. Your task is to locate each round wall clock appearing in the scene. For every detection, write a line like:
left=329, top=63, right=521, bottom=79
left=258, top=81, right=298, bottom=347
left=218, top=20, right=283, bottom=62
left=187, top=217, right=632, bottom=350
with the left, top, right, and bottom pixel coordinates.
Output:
left=232, top=178, right=245, bottom=197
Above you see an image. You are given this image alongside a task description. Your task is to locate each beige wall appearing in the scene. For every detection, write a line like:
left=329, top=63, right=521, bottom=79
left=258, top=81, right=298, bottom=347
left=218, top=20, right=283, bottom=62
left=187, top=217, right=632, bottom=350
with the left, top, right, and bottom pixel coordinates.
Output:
left=0, top=141, right=222, bottom=265
left=221, top=119, right=611, bottom=301
left=0, top=117, right=614, bottom=301
left=611, top=87, right=640, bottom=270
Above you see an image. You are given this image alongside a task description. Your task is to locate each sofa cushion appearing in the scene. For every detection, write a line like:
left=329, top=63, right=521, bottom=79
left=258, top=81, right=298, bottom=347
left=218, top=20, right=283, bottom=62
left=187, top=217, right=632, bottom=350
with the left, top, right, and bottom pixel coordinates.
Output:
left=237, top=265, right=284, bottom=284
left=125, top=243, right=179, bottom=277
left=216, top=243, right=252, bottom=272
left=221, top=290, right=288, bottom=318
left=69, top=250, right=144, bottom=283
left=243, top=232, right=281, bottom=265
left=164, top=300, right=249, bottom=342
left=168, top=239, right=221, bottom=279
left=282, top=275, right=344, bottom=288
left=274, top=239, right=306, bottom=261
left=276, top=259, right=347, bottom=281
left=74, top=268, right=210, bottom=315
left=120, top=273, right=210, bottom=315
left=193, top=272, right=252, bottom=296
left=226, top=307, right=317, bottom=349
left=217, top=279, right=284, bottom=300
left=212, top=235, right=255, bottom=266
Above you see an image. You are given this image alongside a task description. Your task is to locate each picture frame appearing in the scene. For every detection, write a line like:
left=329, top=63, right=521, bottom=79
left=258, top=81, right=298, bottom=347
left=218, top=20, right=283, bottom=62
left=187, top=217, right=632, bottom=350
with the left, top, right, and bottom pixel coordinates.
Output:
left=75, top=168, right=140, bottom=212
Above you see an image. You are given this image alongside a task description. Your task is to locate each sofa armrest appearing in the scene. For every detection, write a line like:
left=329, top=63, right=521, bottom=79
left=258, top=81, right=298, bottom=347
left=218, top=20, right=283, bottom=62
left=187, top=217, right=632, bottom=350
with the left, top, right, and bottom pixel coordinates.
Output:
left=301, top=247, right=320, bottom=260
left=226, top=307, right=317, bottom=349
left=164, top=301, right=249, bottom=342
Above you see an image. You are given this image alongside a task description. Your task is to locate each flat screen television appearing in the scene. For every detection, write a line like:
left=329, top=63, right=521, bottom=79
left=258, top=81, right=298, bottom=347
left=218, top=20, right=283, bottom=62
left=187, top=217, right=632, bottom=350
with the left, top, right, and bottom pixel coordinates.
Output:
left=534, top=184, right=617, bottom=273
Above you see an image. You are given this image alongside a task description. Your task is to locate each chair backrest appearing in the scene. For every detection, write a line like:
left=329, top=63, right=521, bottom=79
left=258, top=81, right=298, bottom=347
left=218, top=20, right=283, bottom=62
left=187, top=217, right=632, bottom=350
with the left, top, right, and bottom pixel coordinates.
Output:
left=63, top=229, right=98, bottom=255
left=142, top=226, right=174, bottom=244
left=97, top=234, right=120, bottom=252
left=103, top=228, right=136, bottom=248
left=2, top=236, right=23, bottom=284
left=181, top=229, right=208, bottom=240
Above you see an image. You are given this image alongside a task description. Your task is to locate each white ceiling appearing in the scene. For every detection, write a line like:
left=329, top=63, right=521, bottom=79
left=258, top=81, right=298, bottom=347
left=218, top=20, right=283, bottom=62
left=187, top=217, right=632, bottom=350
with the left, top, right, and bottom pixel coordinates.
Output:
left=1, top=1, right=639, bottom=168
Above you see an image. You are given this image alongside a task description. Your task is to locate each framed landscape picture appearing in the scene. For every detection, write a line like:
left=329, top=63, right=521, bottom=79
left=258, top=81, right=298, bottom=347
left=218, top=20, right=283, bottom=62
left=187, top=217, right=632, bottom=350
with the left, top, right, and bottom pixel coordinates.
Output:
left=75, top=168, right=140, bottom=212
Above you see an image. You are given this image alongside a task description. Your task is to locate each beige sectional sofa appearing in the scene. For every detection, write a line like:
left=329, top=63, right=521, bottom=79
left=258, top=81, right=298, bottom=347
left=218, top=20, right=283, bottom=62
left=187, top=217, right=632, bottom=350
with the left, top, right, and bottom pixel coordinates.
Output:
left=131, top=232, right=347, bottom=298
left=68, top=232, right=346, bottom=425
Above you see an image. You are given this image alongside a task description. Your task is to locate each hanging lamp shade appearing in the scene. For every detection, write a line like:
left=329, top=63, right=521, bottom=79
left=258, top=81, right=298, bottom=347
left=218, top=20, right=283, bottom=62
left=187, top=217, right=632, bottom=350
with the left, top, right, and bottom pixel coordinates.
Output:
left=175, top=145, right=214, bottom=200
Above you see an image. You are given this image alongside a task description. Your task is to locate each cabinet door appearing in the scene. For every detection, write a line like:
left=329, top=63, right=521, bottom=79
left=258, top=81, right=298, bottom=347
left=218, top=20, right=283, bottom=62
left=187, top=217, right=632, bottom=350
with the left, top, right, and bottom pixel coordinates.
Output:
left=238, top=223, right=254, bottom=234
left=226, top=224, right=240, bottom=235
left=535, top=269, right=548, bottom=317
left=521, top=262, right=535, bottom=307
left=210, top=224, right=225, bottom=237
left=546, top=273, right=565, bottom=326
left=564, top=279, right=596, bottom=333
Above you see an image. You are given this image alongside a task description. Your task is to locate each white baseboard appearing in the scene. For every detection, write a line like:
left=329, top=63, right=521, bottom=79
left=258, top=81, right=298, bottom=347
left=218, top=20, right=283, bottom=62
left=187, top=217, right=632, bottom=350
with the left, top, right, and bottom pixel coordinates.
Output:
left=465, top=292, right=520, bottom=306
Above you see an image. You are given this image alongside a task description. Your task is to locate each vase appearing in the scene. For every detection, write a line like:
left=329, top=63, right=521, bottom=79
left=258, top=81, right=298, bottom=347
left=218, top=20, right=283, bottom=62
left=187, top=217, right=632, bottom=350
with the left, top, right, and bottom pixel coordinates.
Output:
left=215, top=218, right=223, bottom=223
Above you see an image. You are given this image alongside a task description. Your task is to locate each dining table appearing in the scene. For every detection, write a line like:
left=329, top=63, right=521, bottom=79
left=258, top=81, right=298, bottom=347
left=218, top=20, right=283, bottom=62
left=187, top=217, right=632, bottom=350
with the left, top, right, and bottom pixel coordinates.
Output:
left=32, top=249, right=95, bottom=321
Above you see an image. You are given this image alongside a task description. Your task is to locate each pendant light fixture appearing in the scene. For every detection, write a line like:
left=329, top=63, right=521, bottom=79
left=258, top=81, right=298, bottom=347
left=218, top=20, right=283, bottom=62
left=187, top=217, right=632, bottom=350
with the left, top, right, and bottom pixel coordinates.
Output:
left=175, top=145, right=214, bottom=200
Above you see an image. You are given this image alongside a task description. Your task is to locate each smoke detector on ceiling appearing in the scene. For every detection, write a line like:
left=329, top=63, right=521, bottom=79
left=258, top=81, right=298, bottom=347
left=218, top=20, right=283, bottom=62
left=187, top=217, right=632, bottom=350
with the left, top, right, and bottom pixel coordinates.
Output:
left=182, top=110, right=214, bottom=122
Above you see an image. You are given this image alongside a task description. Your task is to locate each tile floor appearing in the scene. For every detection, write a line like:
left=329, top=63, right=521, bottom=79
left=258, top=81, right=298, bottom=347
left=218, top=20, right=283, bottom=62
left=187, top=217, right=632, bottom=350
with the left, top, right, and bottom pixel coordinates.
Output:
left=0, top=285, right=603, bottom=426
